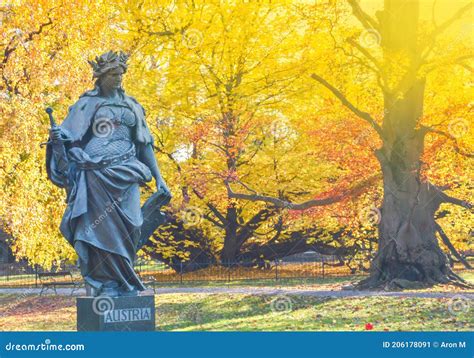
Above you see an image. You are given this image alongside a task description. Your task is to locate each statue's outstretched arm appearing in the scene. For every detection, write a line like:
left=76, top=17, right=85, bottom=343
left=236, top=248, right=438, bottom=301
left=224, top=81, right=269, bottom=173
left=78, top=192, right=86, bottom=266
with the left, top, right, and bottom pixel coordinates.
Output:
left=138, top=143, right=170, bottom=195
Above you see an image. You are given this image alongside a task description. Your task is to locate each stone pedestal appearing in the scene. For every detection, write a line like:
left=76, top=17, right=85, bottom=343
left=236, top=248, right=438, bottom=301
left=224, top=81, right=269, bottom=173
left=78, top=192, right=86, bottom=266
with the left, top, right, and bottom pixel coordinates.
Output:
left=77, top=295, right=155, bottom=331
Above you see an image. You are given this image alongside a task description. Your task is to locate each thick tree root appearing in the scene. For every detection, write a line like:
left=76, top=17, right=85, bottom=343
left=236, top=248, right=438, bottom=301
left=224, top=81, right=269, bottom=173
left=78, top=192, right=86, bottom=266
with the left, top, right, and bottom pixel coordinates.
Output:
left=354, top=270, right=473, bottom=291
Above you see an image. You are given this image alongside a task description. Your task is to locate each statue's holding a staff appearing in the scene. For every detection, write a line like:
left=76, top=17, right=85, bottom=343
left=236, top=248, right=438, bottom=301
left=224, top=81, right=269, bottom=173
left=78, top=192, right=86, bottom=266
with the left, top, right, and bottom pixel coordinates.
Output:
left=45, top=51, right=171, bottom=297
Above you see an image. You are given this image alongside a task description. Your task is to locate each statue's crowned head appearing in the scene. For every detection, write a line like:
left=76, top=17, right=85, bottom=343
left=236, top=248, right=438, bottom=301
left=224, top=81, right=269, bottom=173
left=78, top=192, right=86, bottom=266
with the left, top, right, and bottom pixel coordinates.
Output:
left=88, top=50, right=129, bottom=78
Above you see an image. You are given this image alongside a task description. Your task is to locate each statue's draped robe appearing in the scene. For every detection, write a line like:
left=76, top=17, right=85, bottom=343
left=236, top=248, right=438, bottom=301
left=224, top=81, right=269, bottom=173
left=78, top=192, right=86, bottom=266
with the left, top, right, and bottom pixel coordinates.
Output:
left=46, top=88, right=154, bottom=293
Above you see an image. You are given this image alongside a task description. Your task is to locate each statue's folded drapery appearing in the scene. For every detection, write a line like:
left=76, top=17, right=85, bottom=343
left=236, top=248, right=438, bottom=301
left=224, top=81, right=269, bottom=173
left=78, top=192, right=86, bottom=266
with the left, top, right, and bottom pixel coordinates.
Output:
left=46, top=89, right=156, bottom=295
left=62, top=147, right=151, bottom=292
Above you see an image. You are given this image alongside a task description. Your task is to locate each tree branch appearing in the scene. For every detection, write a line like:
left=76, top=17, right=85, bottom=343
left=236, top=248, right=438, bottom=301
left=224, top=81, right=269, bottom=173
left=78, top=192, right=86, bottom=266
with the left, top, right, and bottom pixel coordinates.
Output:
left=347, top=37, right=383, bottom=72
left=202, top=214, right=225, bottom=228
left=435, top=222, right=472, bottom=269
left=347, top=0, right=379, bottom=31
left=236, top=208, right=275, bottom=245
left=432, top=182, right=473, bottom=210
left=311, top=73, right=385, bottom=139
left=421, top=2, right=473, bottom=58
left=424, top=127, right=473, bottom=158
left=431, top=2, right=473, bottom=39
left=225, top=174, right=381, bottom=210
left=192, top=188, right=228, bottom=226
left=441, top=193, right=473, bottom=210
left=238, top=229, right=355, bottom=262
left=1, top=15, right=53, bottom=93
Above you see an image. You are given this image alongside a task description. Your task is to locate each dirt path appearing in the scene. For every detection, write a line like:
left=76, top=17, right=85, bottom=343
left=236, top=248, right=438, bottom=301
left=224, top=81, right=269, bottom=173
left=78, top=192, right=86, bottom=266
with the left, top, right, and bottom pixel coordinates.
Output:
left=0, top=286, right=472, bottom=299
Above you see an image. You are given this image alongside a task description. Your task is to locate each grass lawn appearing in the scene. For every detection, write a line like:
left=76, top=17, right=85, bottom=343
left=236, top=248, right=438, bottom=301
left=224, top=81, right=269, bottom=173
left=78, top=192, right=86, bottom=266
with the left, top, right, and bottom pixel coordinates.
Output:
left=155, top=271, right=474, bottom=293
left=0, top=292, right=472, bottom=331
left=0, top=271, right=471, bottom=331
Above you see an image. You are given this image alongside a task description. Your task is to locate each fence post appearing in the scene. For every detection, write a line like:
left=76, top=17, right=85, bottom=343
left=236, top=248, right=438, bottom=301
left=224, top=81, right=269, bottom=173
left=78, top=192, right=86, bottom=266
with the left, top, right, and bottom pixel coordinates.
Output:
left=180, top=262, right=183, bottom=284
left=34, top=265, right=38, bottom=288
left=321, top=257, right=325, bottom=279
left=227, top=265, right=231, bottom=283
left=275, top=259, right=278, bottom=281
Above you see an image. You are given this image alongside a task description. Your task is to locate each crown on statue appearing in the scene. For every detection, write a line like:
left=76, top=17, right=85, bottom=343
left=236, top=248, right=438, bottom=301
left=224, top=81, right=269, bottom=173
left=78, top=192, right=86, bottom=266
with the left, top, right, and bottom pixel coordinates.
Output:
left=88, top=50, right=129, bottom=78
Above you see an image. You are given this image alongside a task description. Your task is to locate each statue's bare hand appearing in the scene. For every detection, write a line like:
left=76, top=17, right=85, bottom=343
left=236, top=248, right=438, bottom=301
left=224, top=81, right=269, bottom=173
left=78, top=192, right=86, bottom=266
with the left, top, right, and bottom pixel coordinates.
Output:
left=156, top=181, right=171, bottom=198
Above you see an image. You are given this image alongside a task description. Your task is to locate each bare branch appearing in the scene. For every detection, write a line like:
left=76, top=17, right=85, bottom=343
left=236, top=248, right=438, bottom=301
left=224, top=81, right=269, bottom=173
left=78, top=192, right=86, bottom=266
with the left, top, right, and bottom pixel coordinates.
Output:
left=192, top=188, right=228, bottom=226
left=225, top=174, right=381, bottom=210
left=311, top=73, right=385, bottom=139
left=458, top=61, right=473, bottom=72
left=236, top=208, right=275, bottom=245
left=347, top=37, right=382, bottom=72
left=347, top=0, right=379, bottom=31
left=441, top=193, right=473, bottom=210
left=239, top=229, right=356, bottom=262
left=431, top=2, right=473, bottom=39
left=433, top=183, right=473, bottom=209
left=422, top=2, right=473, bottom=59
left=202, top=214, right=225, bottom=228
left=425, top=127, right=474, bottom=158
left=436, top=222, right=472, bottom=269
left=423, top=54, right=474, bottom=74
left=1, top=15, right=53, bottom=93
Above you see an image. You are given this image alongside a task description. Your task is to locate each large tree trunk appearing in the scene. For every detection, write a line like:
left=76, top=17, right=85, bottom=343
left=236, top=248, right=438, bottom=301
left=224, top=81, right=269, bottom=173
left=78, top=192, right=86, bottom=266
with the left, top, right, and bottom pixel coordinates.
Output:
left=221, top=205, right=241, bottom=266
left=363, top=155, right=461, bottom=288
left=358, top=0, right=469, bottom=289
left=220, top=109, right=244, bottom=266
left=220, top=203, right=242, bottom=266
left=358, top=106, right=470, bottom=288
left=360, top=157, right=469, bottom=288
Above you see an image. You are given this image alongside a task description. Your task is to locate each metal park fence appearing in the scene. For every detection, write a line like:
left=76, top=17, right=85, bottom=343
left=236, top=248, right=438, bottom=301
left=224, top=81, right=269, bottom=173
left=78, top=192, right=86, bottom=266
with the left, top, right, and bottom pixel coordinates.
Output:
left=0, top=262, right=79, bottom=288
left=135, top=257, right=353, bottom=285
left=0, top=255, right=354, bottom=289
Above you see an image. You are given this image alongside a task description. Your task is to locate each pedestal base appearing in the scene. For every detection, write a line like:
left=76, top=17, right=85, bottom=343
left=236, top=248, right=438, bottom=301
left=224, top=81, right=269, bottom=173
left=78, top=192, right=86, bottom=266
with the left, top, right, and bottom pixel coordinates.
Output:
left=77, top=295, right=155, bottom=331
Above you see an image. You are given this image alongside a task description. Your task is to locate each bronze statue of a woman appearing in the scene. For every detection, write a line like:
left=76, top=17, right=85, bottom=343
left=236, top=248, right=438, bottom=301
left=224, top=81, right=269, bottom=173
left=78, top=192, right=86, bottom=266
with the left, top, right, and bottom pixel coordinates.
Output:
left=46, top=51, right=171, bottom=297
